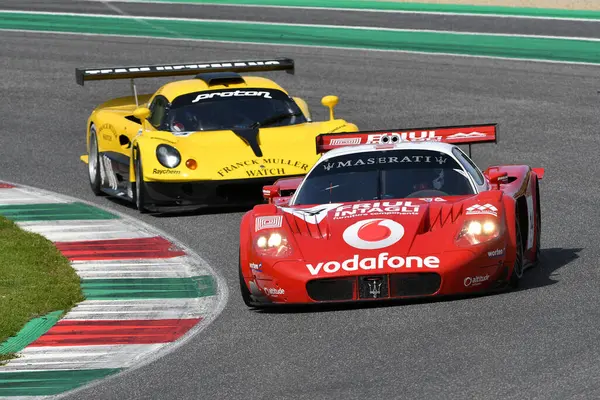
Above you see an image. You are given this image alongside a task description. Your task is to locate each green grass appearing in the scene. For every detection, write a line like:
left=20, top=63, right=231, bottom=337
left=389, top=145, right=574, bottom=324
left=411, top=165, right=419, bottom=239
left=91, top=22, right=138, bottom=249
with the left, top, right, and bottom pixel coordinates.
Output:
left=0, top=217, right=84, bottom=358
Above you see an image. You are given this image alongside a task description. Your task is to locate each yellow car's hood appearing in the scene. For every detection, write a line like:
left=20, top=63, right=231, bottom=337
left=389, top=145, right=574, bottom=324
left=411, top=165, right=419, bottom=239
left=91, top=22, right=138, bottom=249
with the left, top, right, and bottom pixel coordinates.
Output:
left=144, top=120, right=355, bottom=181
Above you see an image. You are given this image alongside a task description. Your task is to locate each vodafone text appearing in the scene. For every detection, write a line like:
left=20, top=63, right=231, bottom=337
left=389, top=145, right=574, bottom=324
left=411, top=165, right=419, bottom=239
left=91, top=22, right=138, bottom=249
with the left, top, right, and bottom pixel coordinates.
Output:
left=306, top=253, right=439, bottom=276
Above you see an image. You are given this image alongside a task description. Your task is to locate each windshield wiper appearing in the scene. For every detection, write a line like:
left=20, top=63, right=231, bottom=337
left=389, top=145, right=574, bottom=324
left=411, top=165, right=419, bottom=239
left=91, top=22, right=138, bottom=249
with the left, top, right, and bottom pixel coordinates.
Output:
left=250, top=111, right=303, bottom=129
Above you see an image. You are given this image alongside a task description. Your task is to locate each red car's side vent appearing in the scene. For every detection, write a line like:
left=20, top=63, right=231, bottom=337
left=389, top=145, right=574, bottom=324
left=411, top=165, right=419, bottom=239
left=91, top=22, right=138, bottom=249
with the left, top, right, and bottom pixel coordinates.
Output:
left=426, top=203, right=464, bottom=232
left=285, top=214, right=329, bottom=239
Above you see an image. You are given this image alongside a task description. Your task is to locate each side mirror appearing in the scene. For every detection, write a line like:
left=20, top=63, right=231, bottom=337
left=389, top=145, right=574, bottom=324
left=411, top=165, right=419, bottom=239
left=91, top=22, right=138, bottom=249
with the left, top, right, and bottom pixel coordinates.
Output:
left=321, top=95, right=339, bottom=121
left=133, top=107, right=151, bottom=121
left=489, top=171, right=508, bottom=189
left=262, top=185, right=280, bottom=201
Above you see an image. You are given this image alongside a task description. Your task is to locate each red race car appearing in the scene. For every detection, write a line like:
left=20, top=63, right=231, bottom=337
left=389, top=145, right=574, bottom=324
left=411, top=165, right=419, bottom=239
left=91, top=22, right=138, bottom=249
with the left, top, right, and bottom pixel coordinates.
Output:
left=238, top=123, right=544, bottom=307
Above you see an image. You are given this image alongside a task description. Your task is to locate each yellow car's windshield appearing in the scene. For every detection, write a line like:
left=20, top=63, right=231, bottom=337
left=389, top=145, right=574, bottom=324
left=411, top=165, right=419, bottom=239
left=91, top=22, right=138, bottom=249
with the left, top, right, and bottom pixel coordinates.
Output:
left=166, top=88, right=307, bottom=132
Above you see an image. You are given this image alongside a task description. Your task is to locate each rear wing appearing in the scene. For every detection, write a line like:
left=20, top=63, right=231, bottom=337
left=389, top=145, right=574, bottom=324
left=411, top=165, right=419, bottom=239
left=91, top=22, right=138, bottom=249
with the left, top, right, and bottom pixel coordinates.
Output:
left=316, top=123, right=497, bottom=156
left=75, top=58, right=294, bottom=86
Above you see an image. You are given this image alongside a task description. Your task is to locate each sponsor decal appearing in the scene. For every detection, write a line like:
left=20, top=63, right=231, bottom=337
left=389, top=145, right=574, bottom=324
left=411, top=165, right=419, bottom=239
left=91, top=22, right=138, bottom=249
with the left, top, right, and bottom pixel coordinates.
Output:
left=255, top=215, right=283, bottom=231
left=249, top=262, right=262, bottom=271
left=246, top=168, right=286, bottom=178
left=419, top=197, right=446, bottom=203
left=99, top=123, right=117, bottom=137
left=465, top=203, right=498, bottom=216
left=322, top=155, right=447, bottom=171
left=263, top=287, right=285, bottom=296
left=217, top=159, right=309, bottom=177
left=102, top=134, right=112, bottom=142
left=487, top=248, right=504, bottom=257
left=281, top=203, right=343, bottom=225
left=330, top=137, right=362, bottom=145
left=446, top=131, right=487, bottom=140
left=281, top=202, right=419, bottom=225
left=306, top=253, right=440, bottom=276
left=464, top=274, right=490, bottom=287
left=343, top=218, right=405, bottom=250
left=84, top=60, right=282, bottom=76
left=192, top=90, right=272, bottom=103
left=153, top=168, right=181, bottom=175
left=333, top=201, right=420, bottom=219
left=366, top=131, right=441, bottom=144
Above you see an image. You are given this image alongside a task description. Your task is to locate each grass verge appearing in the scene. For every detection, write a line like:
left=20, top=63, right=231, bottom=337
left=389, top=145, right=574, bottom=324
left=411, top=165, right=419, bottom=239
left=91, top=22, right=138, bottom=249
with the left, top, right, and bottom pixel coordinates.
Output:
left=0, top=216, right=84, bottom=360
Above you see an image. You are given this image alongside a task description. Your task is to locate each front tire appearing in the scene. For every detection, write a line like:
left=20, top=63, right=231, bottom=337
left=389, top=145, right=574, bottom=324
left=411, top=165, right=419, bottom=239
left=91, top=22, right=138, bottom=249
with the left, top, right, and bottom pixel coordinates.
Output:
left=509, top=216, right=524, bottom=289
left=239, top=256, right=258, bottom=308
left=133, top=150, right=149, bottom=214
left=88, top=125, right=105, bottom=196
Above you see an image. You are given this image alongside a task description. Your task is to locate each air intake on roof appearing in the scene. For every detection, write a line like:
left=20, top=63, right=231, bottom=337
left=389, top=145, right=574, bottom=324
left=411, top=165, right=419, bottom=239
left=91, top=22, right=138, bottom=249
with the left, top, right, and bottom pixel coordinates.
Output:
left=195, top=72, right=245, bottom=86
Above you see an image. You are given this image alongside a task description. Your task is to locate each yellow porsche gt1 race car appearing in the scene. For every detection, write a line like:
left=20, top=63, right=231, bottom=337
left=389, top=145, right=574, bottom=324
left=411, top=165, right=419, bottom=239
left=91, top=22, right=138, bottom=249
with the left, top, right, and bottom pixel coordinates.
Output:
left=76, top=58, right=359, bottom=213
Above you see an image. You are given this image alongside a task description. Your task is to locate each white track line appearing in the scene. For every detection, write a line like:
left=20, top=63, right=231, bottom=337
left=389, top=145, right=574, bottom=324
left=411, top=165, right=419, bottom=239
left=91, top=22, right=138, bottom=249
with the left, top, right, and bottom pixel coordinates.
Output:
left=2, top=9, right=600, bottom=41
left=3, top=28, right=600, bottom=67
left=0, top=344, right=164, bottom=371
left=62, top=298, right=217, bottom=319
left=71, top=256, right=211, bottom=278
left=18, top=219, right=157, bottom=241
left=80, top=0, right=600, bottom=23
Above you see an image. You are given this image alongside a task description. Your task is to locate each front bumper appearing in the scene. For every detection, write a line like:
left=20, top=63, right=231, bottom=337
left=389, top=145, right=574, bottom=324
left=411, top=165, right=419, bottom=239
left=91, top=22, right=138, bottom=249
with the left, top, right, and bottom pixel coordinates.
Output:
left=244, top=249, right=513, bottom=305
left=143, top=175, right=302, bottom=209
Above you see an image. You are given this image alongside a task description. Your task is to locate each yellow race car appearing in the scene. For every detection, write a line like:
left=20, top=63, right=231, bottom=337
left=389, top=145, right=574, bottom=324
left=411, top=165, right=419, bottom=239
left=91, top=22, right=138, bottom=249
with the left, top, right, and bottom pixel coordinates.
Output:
left=76, top=58, right=358, bottom=213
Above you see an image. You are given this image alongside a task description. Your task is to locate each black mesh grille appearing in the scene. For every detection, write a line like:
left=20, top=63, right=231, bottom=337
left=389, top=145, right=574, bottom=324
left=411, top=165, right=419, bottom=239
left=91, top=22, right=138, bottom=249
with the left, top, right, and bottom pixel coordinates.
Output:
left=306, top=278, right=354, bottom=301
left=306, top=273, right=441, bottom=302
left=389, top=273, right=441, bottom=297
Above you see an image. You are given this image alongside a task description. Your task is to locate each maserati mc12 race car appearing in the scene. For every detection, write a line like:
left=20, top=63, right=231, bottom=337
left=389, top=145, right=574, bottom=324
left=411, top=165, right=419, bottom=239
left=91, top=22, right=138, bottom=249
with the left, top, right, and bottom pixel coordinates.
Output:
left=238, top=124, right=545, bottom=307
left=75, top=58, right=358, bottom=212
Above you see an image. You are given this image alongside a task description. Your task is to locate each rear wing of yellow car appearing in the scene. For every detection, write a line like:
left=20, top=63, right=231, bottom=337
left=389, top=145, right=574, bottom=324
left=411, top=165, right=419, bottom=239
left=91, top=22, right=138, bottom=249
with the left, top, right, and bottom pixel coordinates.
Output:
left=75, top=58, right=295, bottom=106
left=75, top=58, right=295, bottom=85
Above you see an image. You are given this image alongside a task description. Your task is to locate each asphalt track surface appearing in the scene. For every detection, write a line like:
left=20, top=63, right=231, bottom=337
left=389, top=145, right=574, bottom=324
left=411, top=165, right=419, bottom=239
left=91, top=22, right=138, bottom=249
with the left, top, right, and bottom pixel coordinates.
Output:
left=1, top=2, right=600, bottom=399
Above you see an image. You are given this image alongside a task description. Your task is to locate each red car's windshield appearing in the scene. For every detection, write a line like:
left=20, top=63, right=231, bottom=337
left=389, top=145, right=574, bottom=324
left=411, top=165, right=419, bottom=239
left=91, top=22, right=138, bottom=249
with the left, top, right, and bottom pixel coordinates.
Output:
left=165, top=88, right=307, bottom=132
left=293, top=149, right=475, bottom=205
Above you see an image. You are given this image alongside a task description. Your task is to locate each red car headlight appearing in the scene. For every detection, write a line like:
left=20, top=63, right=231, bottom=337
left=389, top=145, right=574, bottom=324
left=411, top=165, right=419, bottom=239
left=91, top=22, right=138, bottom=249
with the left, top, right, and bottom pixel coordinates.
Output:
left=455, top=218, right=503, bottom=246
left=254, top=231, right=293, bottom=257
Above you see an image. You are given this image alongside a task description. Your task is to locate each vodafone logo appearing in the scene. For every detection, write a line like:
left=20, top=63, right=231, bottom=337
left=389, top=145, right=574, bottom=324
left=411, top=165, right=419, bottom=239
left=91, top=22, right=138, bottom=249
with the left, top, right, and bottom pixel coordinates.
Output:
left=342, top=218, right=404, bottom=250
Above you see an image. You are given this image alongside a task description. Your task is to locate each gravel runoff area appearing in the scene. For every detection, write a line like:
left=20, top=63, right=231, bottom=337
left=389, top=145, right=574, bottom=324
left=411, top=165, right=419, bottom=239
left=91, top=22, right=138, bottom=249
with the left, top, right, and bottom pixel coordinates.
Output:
left=380, top=0, right=600, bottom=11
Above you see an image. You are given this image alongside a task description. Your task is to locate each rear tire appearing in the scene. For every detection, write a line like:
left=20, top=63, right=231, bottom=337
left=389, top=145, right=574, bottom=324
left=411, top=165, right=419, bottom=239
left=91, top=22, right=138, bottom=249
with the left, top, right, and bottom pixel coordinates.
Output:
left=88, top=125, right=105, bottom=196
left=133, top=150, right=149, bottom=214
left=509, top=216, right=524, bottom=289
left=534, top=183, right=542, bottom=264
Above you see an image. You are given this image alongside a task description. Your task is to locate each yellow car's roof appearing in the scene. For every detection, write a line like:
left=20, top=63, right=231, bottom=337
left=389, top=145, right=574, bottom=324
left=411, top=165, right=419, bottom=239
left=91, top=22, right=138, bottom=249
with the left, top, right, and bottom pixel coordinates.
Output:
left=156, top=76, right=289, bottom=102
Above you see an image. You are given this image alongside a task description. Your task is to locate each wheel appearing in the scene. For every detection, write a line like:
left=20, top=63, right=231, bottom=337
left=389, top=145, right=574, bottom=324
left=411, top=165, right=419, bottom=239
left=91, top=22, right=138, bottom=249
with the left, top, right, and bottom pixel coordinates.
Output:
left=133, top=149, right=149, bottom=214
left=88, top=125, right=105, bottom=196
left=509, top=216, right=524, bottom=288
left=238, top=257, right=257, bottom=308
left=534, top=183, right=542, bottom=264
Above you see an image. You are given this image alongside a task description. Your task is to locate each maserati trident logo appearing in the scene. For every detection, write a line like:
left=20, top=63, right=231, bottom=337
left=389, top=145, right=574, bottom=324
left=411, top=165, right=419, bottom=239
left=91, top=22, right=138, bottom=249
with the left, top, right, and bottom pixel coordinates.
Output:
left=368, top=278, right=383, bottom=298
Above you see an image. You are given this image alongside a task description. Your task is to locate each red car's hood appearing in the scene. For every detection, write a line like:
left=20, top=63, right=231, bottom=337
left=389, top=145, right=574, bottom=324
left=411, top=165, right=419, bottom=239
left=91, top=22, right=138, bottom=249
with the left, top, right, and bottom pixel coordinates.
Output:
left=279, top=194, right=501, bottom=263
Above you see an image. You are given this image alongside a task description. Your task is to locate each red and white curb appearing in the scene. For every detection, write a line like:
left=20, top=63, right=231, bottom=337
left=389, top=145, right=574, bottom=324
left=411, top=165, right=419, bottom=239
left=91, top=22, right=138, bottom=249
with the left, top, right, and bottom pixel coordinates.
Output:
left=0, top=181, right=228, bottom=399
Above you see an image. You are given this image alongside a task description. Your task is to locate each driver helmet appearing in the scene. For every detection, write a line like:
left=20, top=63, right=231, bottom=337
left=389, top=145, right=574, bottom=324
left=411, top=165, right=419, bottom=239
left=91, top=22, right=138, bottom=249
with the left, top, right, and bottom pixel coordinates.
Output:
left=412, top=168, right=445, bottom=191
left=172, top=121, right=186, bottom=132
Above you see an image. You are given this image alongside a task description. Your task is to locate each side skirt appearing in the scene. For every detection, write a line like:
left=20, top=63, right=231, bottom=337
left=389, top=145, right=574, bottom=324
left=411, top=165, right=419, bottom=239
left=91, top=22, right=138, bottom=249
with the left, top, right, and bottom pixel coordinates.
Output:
left=98, top=151, right=132, bottom=200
